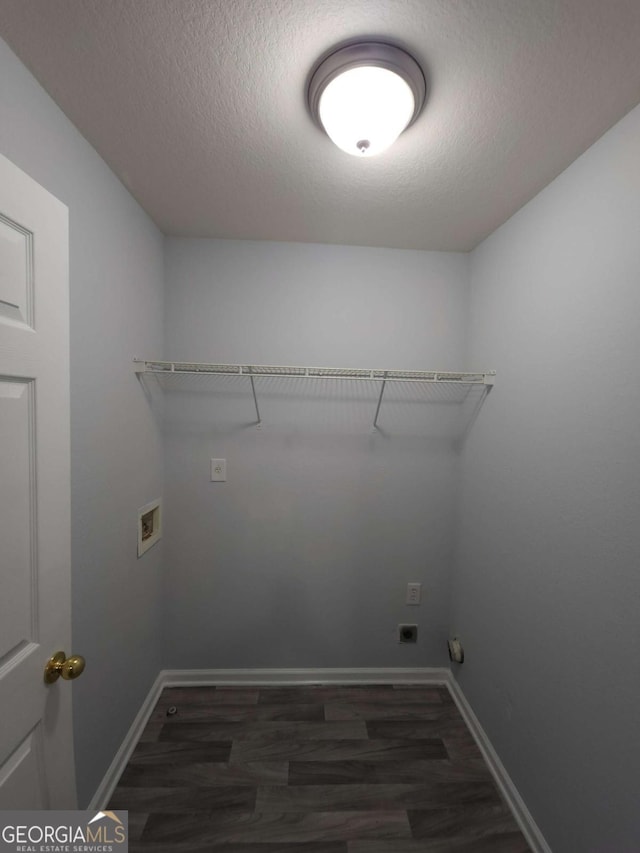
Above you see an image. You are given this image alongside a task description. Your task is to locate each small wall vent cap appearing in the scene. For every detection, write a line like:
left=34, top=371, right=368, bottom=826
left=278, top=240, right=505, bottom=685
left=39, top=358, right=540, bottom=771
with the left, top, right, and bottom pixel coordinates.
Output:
left=448, top=637, right=464, bottom=663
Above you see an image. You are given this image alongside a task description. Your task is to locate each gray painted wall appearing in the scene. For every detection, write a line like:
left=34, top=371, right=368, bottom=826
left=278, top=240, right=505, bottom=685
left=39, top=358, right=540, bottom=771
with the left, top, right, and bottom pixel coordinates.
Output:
left=0, top=37, right=165, bottom=806
left=162, top=239, right=470, bottom=668
left=452, top=103, right=640, bottom=851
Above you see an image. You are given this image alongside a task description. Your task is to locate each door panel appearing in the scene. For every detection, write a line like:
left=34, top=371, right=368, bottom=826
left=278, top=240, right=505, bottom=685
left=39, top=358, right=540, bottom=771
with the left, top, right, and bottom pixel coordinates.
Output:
left=0, top=727, right=46, bottom=809
left=0, top=379, right=34, bottom=656
left=0, top=214, right=32, bottom=326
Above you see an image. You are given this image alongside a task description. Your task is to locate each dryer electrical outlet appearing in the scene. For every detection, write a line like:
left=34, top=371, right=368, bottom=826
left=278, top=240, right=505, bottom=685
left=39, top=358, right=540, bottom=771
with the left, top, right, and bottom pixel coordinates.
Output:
left=398, top=624, right=418, bottom=643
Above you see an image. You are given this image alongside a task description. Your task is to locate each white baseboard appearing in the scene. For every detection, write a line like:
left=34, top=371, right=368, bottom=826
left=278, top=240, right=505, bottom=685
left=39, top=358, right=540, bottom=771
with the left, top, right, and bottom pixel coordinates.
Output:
left=161, top=667, right=450, bottom=686
left=444, top=672, right=552, bottom=853
left=88, top=671, right=164, bottom=810
left=89, top=664, right=549, bottom=853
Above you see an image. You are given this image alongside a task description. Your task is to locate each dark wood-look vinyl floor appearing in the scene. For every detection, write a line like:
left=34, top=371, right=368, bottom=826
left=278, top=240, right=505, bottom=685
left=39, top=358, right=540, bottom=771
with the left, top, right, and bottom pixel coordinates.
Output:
left=109, top=684, right=531, bottom=852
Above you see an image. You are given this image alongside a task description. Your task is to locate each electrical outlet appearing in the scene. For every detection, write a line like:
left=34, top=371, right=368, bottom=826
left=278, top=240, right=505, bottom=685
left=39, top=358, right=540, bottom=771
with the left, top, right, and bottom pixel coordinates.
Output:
left=210, top=458, right=227, bottom=482
left=406, top=582, right=421, bottom=605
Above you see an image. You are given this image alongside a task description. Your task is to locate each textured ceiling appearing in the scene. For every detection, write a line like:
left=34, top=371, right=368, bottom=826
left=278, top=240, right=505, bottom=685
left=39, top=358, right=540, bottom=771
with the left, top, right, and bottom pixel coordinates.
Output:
left=1, top=0, right=640, bottom=251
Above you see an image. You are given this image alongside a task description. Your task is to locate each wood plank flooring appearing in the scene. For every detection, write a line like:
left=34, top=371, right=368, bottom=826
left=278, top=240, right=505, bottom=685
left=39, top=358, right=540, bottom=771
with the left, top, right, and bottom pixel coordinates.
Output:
left=108, top=684, right=531, bottom=852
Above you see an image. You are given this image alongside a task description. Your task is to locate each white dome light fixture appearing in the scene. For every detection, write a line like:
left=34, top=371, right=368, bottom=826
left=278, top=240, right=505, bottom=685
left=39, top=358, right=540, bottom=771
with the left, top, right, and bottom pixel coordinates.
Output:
left=308, top=42, right=427, bottom=158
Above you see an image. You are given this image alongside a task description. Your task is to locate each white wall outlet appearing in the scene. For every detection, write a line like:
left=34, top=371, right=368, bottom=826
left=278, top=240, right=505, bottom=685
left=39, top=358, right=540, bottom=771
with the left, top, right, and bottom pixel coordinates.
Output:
left=406, top=582, right=421, bottom=605
left=210, top=458, right=227, bottom=482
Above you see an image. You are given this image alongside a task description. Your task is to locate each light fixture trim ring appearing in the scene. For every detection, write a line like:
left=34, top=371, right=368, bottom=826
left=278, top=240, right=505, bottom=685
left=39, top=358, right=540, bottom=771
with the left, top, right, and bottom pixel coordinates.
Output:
left=308, top=41, right=427, bottom=132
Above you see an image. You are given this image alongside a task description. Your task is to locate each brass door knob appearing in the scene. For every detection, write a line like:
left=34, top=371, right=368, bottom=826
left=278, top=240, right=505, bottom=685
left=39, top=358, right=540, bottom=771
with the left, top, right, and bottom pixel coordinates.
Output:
left=44, top=651, right=86, bottom=684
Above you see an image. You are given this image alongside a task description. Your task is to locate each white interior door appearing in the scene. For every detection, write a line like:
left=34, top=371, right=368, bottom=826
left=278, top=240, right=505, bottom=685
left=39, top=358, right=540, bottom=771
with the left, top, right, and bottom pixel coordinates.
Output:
left=0, top=152, right=76, bottom=808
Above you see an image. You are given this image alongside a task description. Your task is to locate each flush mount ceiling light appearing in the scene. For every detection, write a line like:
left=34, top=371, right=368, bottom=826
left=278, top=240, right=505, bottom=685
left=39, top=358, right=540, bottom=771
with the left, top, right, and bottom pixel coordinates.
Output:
left=308, top=42, right=426, bottom=157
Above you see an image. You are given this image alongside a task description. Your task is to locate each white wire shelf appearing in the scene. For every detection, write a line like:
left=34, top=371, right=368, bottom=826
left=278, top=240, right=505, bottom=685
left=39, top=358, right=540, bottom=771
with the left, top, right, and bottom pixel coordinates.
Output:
left=135, top=359, right=494, bottom=384
left=133, top=359, right=495, bottom=430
